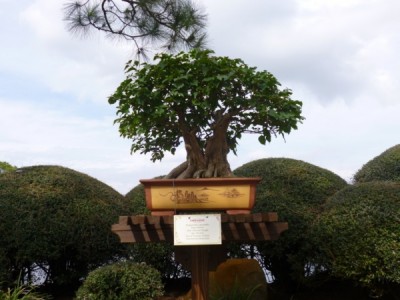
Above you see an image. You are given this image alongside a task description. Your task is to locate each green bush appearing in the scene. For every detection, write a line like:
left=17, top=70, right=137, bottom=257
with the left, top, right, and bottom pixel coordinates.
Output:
left=314, top=181, right=400, bottom=296
left=124, top=183, right=150, bottom=214
left=234, top=158, right=348, bottom=291
left=0, top=284, right=48, bottom=300
left=75, top=262, right=163, bottom=300
left=124, top=183, right=187, bottom=281
left=0, top=165, right=130, bottom=292
left=0, top=161, right=16, bottom=173
left=354, top=144, right=400, bottom=183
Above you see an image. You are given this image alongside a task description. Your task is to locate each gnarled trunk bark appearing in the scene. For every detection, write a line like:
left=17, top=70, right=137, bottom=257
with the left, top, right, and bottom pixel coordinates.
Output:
left=200, top=114, right=232, bottom=178
left=165, top=113, right=233, bottom=179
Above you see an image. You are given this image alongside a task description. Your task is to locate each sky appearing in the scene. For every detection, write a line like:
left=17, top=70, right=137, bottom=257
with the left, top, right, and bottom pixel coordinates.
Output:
left=1, top=0, right=399, bottom=195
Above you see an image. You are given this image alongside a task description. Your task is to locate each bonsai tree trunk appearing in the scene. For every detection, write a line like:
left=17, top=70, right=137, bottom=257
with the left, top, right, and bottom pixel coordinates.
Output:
left=166, top=113, right=233, bottom=179
left=201, top=114, right=232, bottom=178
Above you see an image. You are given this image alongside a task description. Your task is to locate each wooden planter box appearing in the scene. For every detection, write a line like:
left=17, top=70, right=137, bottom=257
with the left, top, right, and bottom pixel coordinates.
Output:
left=140, top=178, right=261, bottom=214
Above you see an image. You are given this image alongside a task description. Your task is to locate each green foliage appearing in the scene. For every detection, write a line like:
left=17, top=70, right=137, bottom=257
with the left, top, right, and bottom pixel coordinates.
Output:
left=0, top=286, right=46, bottom=300
left=0, top=165, right=130, bottom=292
left=0, top=161, right=16, bottom=173
left=109, top=49, right=304, bottom=162
left=75, top=262, right=163, bottom=300
left=0, top=274, right=48, bottom=300
left=354, top=144, right=400, bottom=183
left=124, top=183, right=149, bottom=215
left=0, top=287, right=48, bottom=300
left=315, top=182, right=400, bottom=295
left=234, top=158, right=348, bottom=290
left=124, top=183, right=185, bottom=279
left=63, top=0, right=207, bottom=57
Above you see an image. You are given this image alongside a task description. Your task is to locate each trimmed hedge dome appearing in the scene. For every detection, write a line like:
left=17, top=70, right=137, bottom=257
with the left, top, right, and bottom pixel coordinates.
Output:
left=354, top=144, right=400, bottom=183
left=234, top=158, right=348, bottom=289
left=234, top=158, right=348, bottom=214
left=0, top=165, right=128, bottom=290
left=316, top=181, right=400, bottom=291
left=125, top=183, right=149, bottom=214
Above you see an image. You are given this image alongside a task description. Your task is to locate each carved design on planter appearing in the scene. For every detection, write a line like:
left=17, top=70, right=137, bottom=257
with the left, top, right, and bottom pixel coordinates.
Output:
left=140, top=178, right=261, bottom=212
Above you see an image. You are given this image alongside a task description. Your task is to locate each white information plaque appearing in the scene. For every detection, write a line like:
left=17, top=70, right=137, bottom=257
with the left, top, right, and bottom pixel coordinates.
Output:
left=174, top=214, right=222, bottom=246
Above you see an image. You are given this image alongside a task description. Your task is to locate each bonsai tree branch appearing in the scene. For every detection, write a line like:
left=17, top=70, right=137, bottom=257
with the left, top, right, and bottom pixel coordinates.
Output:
left=109, top=49, right=304, bottom=179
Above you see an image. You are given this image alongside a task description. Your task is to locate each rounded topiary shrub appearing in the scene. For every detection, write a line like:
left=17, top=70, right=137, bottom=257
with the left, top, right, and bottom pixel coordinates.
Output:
left=315, top=181, right=400, bottom=296
left=125, top=183, right=150, bottom=214
left=75, top=262, right=163, bottom=300
left=234, top=158, right=348, bottom=290
left=354, top=144, right=400, bottom=183
left=0, top=165, right=129, bottom=292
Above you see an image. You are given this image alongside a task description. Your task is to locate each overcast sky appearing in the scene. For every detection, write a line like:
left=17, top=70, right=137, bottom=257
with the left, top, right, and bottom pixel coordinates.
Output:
left=1, top=0, right=399, bottom=194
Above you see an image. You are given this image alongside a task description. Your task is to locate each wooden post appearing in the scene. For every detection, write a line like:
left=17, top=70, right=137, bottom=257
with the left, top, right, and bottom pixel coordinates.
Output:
left=191, top=246, right=210, bottom=300
left=111, top=213, right=289, bottom=299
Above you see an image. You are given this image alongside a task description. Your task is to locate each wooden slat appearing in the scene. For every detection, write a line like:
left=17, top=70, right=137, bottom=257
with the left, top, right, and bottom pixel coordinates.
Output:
left=244, top=223, right=255, bottom=240
left=118, top=216, right=130, bottom=225
left=114, top=230, right=136, bottom=243
left=161, top=215, right=174, bottom=224
left=111, top=224, right=130, bottom=231
left=131, top=215, right=146, bottom=225
left=257, top=223, right=272, bottom=240
left=140, top=224, right=151, bottom=242
left=154, top=223, right=166, bottom=241
left=146, top=216, right=161, bottom=224
left=228, top=222, right=240, bottom=240
left=112, top=213, right=288, bottom=243
left=253, top=212, right=278, bottom=222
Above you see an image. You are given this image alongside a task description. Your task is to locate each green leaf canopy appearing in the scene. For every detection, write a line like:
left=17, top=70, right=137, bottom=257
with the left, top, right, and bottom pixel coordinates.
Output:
left=109, top=50, right=304, bottom=166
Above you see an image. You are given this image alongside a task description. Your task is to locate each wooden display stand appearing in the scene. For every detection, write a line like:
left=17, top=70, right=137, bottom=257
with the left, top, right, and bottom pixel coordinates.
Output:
left=112, top=212, right=288, bottom=300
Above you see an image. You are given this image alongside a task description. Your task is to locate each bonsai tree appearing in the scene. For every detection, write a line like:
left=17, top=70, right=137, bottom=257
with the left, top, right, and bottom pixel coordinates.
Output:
left=109, top=49, right=304, bottom=178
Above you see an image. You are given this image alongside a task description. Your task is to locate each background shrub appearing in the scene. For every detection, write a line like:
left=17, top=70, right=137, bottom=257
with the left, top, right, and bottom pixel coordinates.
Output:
left=314, top=181, right=400, bottom=297
left=0, top=165, right=130, bottom=294
left=234, top=158, right=348, bottom=291
left=354, top=144, right=400, bottom=183
left=0, top=161, right=16, bottom=173
left=75, top=262, right=163, bottom=300
left=124, top=183, right=150, bottom=214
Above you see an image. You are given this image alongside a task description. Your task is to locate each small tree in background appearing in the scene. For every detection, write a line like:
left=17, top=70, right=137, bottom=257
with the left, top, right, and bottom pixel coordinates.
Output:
left=109, top=49, right=304, bottom=179
left=63, top=0, right=207, bottom=58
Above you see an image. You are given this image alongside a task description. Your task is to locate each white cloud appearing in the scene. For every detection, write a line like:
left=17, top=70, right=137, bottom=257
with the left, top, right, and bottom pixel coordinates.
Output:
left=1, top=0, right=399, bottom=194
left=204, top=0, right=400, bottom=105
left=232, top=94, right=400, bottom=183
left=8, top=0, right=132, bottom=104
